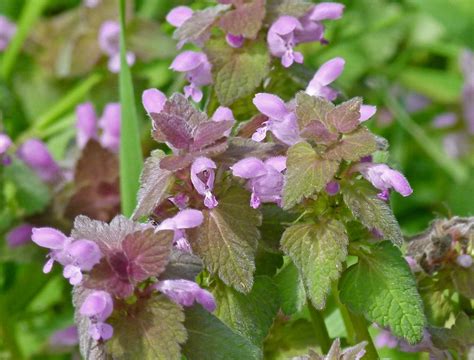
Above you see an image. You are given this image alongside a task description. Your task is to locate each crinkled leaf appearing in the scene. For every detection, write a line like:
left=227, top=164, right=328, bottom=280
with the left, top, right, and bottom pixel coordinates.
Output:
left=4, top=159, right=51, bottom=215
left=151, top=94, right=207, bottom=149
left=71, top=214, right=143, bottom=253
left=266, top=0, right=313, bottom=21
left=159, top=249, right=203, bottom=281
left=429, top=312, right=474, bottom=355
left=326, top=97, right=362, bottom=134
left=183, top=305, right=260, bottom=360
left=73, top=286, right=109, bottom=360
left=451, top=265, right=474, bottom=299
left=132, top=150, right=174, bottom=220
left=295, top=92, right=334, bottom=130
left=283, top=141, right=339, bottom=209
left=325, top=127, right=377, bottom=162
left=66, top=140, right=120, bottom=222
left=191, top=120, right=233, bottom=151
left=275, top=260, right=306, bottom=315
left=342, top=181, right=403, bottom=246
left=212, top=276, right=279, bottom=347
left=188, top=187, right=261, bottom=293
left=205, top=37, right=270, bottom=106
left=107, top=295, right=186, bottom=360
left=122, top=229, right=174, bottom=281
left=159, top=153, right=195, bottom=172
left=281, top=220, right=348, bottom=309
left=219, top=0, right=266, bottom=39
left=174, top=5, right=230, bottom=47
left=339, top=241, right=425, bottom=344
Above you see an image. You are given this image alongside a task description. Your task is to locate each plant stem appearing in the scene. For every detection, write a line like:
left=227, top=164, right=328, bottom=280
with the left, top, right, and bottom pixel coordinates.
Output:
left=331, top=283, right=356, bottom=344
left=307, top=298, right=332, bottom=353
left=346, top=311, right=379, bottom=360
left=383, top=90, right=468, bottom=183
left=1, top=0, right=49, bottom=80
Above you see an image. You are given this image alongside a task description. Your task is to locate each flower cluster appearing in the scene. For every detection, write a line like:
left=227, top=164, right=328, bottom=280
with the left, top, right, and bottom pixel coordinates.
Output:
left=98, top=21, right=135, bottom=73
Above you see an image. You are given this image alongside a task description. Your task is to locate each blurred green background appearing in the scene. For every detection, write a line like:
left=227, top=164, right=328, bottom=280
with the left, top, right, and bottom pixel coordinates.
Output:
left=0, top=0, right=473, bottom=358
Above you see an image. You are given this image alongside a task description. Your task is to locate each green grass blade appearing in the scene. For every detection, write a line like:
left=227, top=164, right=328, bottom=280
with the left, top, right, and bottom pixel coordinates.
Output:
left=1, top=0, right=49, bottom=80
left=119, top=0, right=143, bottom=217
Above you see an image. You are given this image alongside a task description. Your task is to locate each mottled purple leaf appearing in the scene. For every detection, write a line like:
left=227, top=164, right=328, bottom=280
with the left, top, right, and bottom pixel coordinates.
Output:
left=325, top=127, right=377, bottom=161
left=159, top=154, right=195, bottom=171
left=219, top=0, right=265, bottom=39
left=295, top=91, right=334, bottom=131
left=326, top=97, right=362, bottom=134
left=300, top=120, right=339, bottom=144
left=191, top=120, right=234, bottom=151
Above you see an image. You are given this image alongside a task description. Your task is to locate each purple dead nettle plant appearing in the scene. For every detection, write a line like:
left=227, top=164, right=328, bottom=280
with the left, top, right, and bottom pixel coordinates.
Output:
left=98, top=20, right=135, bottom=73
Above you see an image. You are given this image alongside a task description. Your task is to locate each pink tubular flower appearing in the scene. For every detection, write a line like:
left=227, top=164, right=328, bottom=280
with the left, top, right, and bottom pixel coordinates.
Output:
left=170, top=51, right=212, bottom=102
left=359, top=105, right=377, bottom=122
left=252, top=93, right=300, bottom=145
left=49, top=325, right=79, bottom=348
left=358, top=163, right=413, bottom=200
left=76, top=102, right=98, bottom=149
left=17, top=139, right=60, bottom=182
left=6, top=223, right=33, bottom=247
left=80, top=291, right=114, bottom=341
left=190, top=157, right=218, bottom=208
left=0, top=133, right=12, bottom=155
left=99, top=103, right=121, bottom=152
left=231, top=156, right=286, bottom=208
left=157, top=209, right=204, bottom=252
left=166, top=6, right=194, bottom=27
left=267, top=3, right=344, bottom=67
left=154, top=279, right=216, bottom=312
left=98, top=21, right=135, bottom=73
left=212, top=106, right=235, bottom=136
left=32, top=227, right=102, bottom=285
left=0, top=15, right=16, bottom=51
left=142, top=88, right=167, bottom=115
left=267, top=16, right=304, bottom=68
left=306, top=57, right=345, bottom=101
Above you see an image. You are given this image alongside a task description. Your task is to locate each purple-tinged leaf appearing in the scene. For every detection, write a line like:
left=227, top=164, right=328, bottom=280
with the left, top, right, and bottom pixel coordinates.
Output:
left=325, top=127, right=377, bottom=162
left=160, top=249, right=203, bottom=281
left=326, top=97, right=362, bottom=134
left=188, top=187, right=261, bottom=293
left=219, top=0, right=266, bottom=39
left=174, top=5, right=230, bottom=48
left=106, top=295, right=186, bottom=359
left=295, top=91, right=334, bottom=131
left=151, top=93, right=207, bottom=148
left=283, top=141, right=339, bottom=209
left=300, top=120, right=339, bottom=144
left=191, top=120, right=234, bottom=151
left=236, top=114, right=268, bottom=138
left=132, top=150, right=175, bottom=220
left=122, top=229, right=174, bottom=281
left=281, top=220, right=348, bottom=309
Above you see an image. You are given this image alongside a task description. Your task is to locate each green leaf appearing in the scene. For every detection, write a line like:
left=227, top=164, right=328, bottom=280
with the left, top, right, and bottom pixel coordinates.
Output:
left=418, top=278, right=455, bottom=326
left=274, top=260, right=306, bottom=315
left=325, top=127, right=377, bottom=162
left=183, top=305, right=261, bottom=360
left=451, top=265, right=474, bottom=299
left=119, top=0, right=144, bottom=217
left=188, top=187, right=261, bottom=293
left=295, top=91, right=334, bottom=130
left=4, top=159, right=51, bottom=215
left=205, top=37, right=270, bottom=106
left=219, top=0, right=265, bottom=39
left=283, top=141, right=339, bottom=209
left=106, top=295, right=186, bottom=360
left=342, top=180, right=403, bottom=246
left=212, top=276, right=279, bottom=347
left=132, top=150, right=174, bottom=220
left=266, top=0, right=313, bottom=22
left=281, top=220, right=348, bottom=309
left=429, top=312, right=474, bottom=355
left=339, top=241, right=425, bottom=344
left=259, top=204, right=297, bottom=253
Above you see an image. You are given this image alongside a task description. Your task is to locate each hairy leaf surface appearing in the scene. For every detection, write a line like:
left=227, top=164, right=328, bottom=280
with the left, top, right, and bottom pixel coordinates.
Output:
left=325, top=127, right=377, bottom=162
left=281, top=220, right=348, bottom=309
left=339, top=241, right=425, bottom=344
left=283, top=141, right=339, bottom=209
left=219, top=0, right=265, bottom=39
left=274, top=260, right=306, bottom=315
left=188, top=187, right=261, bottom=292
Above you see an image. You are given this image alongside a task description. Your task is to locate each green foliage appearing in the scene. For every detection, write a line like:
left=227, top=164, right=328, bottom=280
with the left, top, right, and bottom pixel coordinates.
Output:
left=429, top=312, right=474, bottom=356
left=212, top=276, right=280, bottom=347
left=118, top=0, right=143, bottom=217
left=343, top=180, right=404, bottom=246
left=107, top=296, right=186, bottom=360
left=281, top=220, right=348, bottom=309
left=205, top=37, right=270, bottom=106
left=183, top=305, right=261, bottom=360
left=339, top=242, right=425, bottom=344
left=283, top=141, right=339, bottom=209
left=188, top=187, right=261, bottom=293
left=274, top=260, right=306, bottom=315
left=3, top=159, right=51, bottom=215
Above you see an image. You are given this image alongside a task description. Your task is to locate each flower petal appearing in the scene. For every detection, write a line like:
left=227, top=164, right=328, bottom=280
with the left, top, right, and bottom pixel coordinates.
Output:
left=253, top=93, right=289, bottom=121
left=166, top=6, right=193, bottom=27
